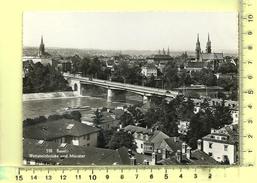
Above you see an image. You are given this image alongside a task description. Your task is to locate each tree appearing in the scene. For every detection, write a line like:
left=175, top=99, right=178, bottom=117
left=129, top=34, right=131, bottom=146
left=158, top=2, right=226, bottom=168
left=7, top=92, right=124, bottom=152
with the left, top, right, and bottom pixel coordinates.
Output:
left=97, top=129, right=114, bottom=148
left=108, top=131, right=136, bottom=150
left=145, top=74, right=156, bottom=87
left=212, top=100, right=232, bottom=128
left=93, top=108, right=103, bottom=127
left=23, top=62, right=72, bottom=93
left=120, top=111, right=134, bottom=127
left=127, top=105, right=144, bottom=124
left=70, top=111, right=82, bottom=122
left=163, top=61, right=179, bottom=89
left=191, top=69, right=217, bottom=86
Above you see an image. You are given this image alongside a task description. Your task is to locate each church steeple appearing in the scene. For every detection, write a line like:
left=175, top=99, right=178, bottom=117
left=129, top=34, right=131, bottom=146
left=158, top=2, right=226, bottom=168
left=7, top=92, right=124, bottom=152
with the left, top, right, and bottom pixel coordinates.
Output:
left=167, top=47, right=170, bottom=56
left=162, top=48, right=166, bottom=55
left=206, top=33, right=212, bottom=53
left=38, top=35, right=45, bottom=57
left=195, top=33, right=201, bottom=60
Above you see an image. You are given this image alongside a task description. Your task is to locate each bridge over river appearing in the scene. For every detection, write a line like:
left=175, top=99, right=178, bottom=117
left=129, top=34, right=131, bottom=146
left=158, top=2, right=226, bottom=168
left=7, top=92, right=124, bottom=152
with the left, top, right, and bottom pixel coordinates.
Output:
left=63, top=73, right=179, bottom=103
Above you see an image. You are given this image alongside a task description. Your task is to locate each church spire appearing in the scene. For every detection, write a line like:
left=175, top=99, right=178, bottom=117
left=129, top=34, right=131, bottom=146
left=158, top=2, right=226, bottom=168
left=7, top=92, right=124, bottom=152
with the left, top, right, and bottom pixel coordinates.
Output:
left=38, top=35, right=45, bottom=57
left=162, top=48, right=166, bottom=55
left=41, top=35, right=44, bottom=44
left=167, top=47, right=170, bottom=56
left=206, top=33, right=212, bottom=53
left=195, top=33, right=201, bottom=61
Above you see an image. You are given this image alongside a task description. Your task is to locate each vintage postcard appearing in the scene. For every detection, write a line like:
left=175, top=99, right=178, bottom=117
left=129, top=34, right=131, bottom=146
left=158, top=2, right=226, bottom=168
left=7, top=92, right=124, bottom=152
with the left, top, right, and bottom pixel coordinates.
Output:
left=22, top=12, right=239, bottom=166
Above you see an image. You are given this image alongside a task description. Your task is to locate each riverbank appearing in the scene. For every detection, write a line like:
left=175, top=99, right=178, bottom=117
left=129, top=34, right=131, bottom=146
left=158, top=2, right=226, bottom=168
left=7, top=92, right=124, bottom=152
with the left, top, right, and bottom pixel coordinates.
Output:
left=23, top=91, right=80, bottom=101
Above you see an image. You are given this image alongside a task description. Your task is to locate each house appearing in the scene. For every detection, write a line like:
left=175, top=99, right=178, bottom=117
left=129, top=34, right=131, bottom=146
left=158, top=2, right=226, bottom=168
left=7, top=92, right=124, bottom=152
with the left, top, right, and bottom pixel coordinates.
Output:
left=202, top=124, right=239, bottom=164
left=177, top=120, right=190, bottom=135
left=96, top=111, right=120, bottom=130
left=23, top=138, right=133, bottom=165
left=157, top=140, right=219, bottom=165
left=23, top=119, right=100, bottom=147
left=141, top=64, right=158, bottom=77
left=159, top=137, right=184, bottom=155
left=123, top=125, right=169, bottom=154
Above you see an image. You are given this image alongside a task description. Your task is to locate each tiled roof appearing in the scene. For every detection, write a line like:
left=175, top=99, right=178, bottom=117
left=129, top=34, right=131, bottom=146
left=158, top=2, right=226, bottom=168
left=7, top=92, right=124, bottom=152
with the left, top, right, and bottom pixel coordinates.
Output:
left=23, top=119, right=100, bottom=140
left=149, top=131, right=169, bottom=149
left=186, top=62, right=204, bottom=68
left=162, top=137, right=184, bottom=153
left=23, top=138, right=130, bottom=165
left=158, top=149, right=219, bottom=165
left=123, top=125, right=153, bottom=135
left=201, top=53, right=223, bottom=60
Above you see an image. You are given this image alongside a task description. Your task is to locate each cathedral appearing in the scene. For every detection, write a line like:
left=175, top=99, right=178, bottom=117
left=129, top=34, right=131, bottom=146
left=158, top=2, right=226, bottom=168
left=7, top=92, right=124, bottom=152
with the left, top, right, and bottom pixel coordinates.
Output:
left=194, top=33, right=224, bottom=71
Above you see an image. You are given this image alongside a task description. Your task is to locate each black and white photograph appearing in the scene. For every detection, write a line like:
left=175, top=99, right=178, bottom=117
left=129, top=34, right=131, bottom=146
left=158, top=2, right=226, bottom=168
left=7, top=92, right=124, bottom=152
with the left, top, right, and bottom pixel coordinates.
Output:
left=22, top=12, right=239, bottom=166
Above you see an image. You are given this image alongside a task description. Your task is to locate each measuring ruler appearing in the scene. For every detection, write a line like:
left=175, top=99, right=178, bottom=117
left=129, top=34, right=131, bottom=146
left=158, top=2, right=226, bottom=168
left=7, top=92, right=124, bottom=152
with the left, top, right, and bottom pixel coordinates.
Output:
left=0, top=0, right=257, bottom=182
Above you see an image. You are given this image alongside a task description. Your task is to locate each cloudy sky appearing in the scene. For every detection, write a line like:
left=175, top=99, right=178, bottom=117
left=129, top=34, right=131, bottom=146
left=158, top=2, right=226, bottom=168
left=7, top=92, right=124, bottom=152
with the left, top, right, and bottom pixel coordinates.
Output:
left=23, top=12, right=238, bottom=52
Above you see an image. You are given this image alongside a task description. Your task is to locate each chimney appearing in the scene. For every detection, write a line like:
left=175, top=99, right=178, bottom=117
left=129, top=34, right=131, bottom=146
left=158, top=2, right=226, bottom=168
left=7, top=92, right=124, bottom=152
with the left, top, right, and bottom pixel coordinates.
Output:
left=119, top=124, right=122, bottom=129
left=151, top=151, right=157, bottom=165
left=197, top=139, right=202, bottom=151
left=128, top=149, right=132, bottom=156
left=162, top=148, right=168, bottom=159
left=186, top=146, right=192, bottom=159
left=182, top=142, right=187, bottom=154
left=130, top=156, right=136, bottom=165
left=176, top=150, right=182, bottom=163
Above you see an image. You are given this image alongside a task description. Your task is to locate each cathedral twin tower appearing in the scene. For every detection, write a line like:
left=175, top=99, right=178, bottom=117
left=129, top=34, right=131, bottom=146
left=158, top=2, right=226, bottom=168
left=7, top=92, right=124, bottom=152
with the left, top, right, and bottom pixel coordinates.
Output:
left=195, top=33, right=212, bottom=60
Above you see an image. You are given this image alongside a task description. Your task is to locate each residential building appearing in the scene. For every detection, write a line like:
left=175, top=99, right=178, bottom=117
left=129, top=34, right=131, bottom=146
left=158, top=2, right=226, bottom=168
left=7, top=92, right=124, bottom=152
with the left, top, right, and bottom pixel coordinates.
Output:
left=123, top=125, right=169, bottom=154
left=23, top=118, right=100, bottom=147
left=141, top=64, right=158, bottom=77
left=154, top=139, right=218, bottom=165
left=202, top=124, right=239, bottom=164
left=177, top=120, right=190, bottom=135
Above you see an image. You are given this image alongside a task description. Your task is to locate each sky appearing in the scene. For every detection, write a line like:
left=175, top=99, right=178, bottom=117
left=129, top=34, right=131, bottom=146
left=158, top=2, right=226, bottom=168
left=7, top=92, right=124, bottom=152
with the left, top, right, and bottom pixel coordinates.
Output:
left=23, top=12, right=238, bottom=52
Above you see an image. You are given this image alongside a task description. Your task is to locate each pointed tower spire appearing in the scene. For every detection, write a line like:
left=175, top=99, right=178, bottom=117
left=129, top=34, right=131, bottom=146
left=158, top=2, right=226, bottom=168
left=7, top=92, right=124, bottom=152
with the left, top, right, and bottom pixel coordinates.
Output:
left=206, top=33, right=212, bottom=53
left=162, top=48, right=166, bottom=55
left=195, top=33, right=201, bottom=61
left=158, top=49, right=161, bottom=55
left=41, top=35, right=44, bottom=44
left=167, top=47, right=170, bottom=56
left=38, top=35, right=45, bottom=57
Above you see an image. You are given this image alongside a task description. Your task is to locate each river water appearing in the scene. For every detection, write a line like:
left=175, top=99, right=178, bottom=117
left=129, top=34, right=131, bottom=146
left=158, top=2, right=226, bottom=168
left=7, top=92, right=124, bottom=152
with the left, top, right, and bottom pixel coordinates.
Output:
left=23, top=94, right=142, bottom=120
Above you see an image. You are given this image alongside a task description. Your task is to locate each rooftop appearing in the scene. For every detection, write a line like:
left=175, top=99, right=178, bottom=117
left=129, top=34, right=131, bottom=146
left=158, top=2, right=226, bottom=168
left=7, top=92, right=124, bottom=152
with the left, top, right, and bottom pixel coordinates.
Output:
left=23, top=118, right=100, bottom=140
left=202, top=124, right=238, bottom=145
left=23, top=138, right=130, bottom=165
left=201, top=53, right=223, bottom=60
left=158, top=149, right=219, bottom=165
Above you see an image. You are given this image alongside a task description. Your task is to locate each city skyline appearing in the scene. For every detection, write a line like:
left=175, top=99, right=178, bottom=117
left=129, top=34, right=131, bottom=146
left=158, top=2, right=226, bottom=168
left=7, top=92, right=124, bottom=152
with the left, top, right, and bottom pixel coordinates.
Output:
left=23, top=12, right=238, bottom=52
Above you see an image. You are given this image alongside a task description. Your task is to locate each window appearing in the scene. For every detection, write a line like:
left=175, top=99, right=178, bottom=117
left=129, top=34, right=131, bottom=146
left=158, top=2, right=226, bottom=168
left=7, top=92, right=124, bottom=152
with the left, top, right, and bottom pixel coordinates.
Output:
left=141, top=144, right=143, bottom=148
left=224, top=145, right=228, bottom=151
left=83, top=135, right=90, bottom=140
left=208, top=152, right=213, bottom=156
left=87, top=143, right=90, bottom=147
left=209, top=143, right=213, bottom=149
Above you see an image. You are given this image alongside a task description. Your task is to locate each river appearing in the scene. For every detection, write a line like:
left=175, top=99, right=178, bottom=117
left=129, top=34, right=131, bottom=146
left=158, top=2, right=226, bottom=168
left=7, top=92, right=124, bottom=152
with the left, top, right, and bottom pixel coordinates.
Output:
left=23, top=94, right=142, bottom=120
